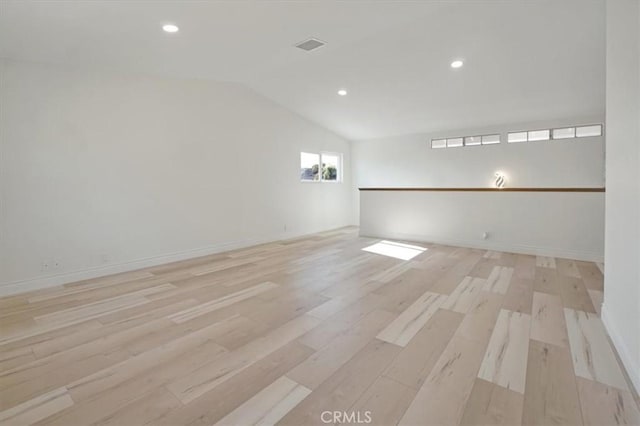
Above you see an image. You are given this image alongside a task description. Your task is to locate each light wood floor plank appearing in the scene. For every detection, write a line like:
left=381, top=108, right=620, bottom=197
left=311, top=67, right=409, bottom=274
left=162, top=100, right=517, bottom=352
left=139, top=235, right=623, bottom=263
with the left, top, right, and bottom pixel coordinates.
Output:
left=460, top=378, right=524, bottom=426
left=398, top=336, right=487, bottom=426
left=514, top=254, right=536, bottom=280
left=0, top=387, right=74, bottom=425
left=478, top=309, right=531, bottom=394
left=576, top=261, right=604, bottom=291
left=558, top=275, right=596, bottom=313
left=536, top=256, right=557, bottom=269
left=66, top=317, right=234, bottom=402
left=587, top=290, right=603, bottom=316
left=455, top=291, right=504, bottom=344
left=564, top=308, right=629, bottom=390
left=530, top=291, right=569, bottom=347
left=376, top=291, right=447, bottom=347
left=502, top=277, right=534, bottom=314
left=0, top=347, right=36, bottom=372
left=306, top=281, right=384, bottom=320
left=33, top=284, right=176, bottom=326
left=297, top=293, right=384, bottom=351
left=383, top=308, right=464, bottom=390
left=576, top=377, right=640, bottom=426
left=167, top=281, right=278, bottom=323
left=214, top=375, right=311, bottom=426
left=441, top=276, right=486, bottom=314
left=522, top=340, right=583, bottom=426
left=166, top=314, right=320, bottom=404
left=534, top=267, right=560, bottom=295
left=347, top=376, right=416, bottom=426
left=556, top=258, right=582, bottom=278
left=279, top=339, right=401, bottom=426
left=287, top=309, right=394, bottom=389
left=93, top=387, right=182, bottom=426
left=156, top=340, right=315, bottom=426
left=483, top=266, right=514, bottom=294
left=484, top=250, right=502, bottom=260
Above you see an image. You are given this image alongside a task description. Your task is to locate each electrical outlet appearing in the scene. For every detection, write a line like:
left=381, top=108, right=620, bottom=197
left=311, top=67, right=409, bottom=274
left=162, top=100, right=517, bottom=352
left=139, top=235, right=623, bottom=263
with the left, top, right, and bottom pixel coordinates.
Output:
left=101, top=253, right=110, bottom=264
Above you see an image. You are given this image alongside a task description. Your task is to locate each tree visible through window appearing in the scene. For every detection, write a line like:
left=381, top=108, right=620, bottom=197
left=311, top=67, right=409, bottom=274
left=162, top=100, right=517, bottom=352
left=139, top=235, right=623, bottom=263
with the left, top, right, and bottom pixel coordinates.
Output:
left=300, top=152, right=320, bottom=181
left=321, top=153, right=340, bottom=181
left=300, top=152, right=342, bottom=182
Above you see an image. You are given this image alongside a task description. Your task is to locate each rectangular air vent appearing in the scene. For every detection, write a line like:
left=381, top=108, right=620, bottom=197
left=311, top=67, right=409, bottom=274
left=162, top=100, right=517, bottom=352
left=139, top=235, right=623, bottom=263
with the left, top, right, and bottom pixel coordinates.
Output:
left=295, top=38, right=326, bottom=51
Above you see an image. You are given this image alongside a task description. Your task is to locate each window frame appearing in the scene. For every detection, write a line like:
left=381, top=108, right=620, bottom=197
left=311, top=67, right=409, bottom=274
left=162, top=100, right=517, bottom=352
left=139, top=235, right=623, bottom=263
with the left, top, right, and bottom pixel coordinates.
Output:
left=551, top=127, right=576, bottom=140
left=299, top=151, right=343, bottom=183
left=481, top=134, right=501, bottom=145
left=430, top=134, right=501, bottom=149
left=527, top=129, right=551, bottom=142
left=575, top=124, right=603, bottom=138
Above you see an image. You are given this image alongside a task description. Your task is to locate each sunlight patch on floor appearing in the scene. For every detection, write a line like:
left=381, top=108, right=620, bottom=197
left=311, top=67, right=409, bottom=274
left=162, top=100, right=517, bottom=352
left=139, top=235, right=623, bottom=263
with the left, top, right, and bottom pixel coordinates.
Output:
left=362, top=240, right=426, bottom=261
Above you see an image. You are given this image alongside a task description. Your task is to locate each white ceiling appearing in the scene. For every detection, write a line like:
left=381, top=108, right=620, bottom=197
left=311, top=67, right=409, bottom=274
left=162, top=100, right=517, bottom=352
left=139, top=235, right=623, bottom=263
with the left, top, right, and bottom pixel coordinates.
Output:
left=0, top=0, right=606, bottom=140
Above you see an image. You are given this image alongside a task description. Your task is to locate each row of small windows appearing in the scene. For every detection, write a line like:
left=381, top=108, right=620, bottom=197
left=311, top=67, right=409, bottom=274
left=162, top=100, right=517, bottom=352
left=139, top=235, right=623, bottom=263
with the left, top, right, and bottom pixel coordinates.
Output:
left=431, top=134, right=500, bottom=149
left=507, top=124, right=602, bottom=143
left=430, top=124, right=602, bottom=149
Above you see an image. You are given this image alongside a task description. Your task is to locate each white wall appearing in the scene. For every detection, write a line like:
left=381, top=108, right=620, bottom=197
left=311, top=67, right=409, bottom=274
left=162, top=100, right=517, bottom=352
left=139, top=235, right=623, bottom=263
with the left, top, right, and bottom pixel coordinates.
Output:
left=353, top=116, right=604, bottom=189
left=602, top=0, right=640, bottom=393
left=0, top=60, right=353, bottom=295
left=353, top=117, right=606, bottom=260
left=360, top=191, right=604, bottom=261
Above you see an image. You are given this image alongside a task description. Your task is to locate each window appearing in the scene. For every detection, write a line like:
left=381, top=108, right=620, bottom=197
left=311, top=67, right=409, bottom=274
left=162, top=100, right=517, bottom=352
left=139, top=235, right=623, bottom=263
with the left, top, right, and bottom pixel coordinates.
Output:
left=510, top=123, right=602, bottom=144
left=576, top=125, right=602, bottom=138
left=431, top=139, right=447, bottom=149
left=464, top=136, right=482, bottom=146
left=507, top=132, right=528, bottom=143
left=482, top=134, right=500, bottom=145
left=431, top=134, right=500, bottom=149
left=447, top=137, right=463, bottom=148
left=528, top=129, right=550, bottom=141
left=321, top=153, right=341, bottom=182
left=300, top=152, right=320, bottom=181
left=552, top=127, right=575, bottom=139
left=300, top=152, right=342, bottom=182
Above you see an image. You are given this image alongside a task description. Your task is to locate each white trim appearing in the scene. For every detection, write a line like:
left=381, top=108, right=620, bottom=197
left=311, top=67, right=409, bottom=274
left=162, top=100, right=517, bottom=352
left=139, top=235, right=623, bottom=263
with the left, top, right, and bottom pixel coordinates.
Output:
left=601, top=304, right=640, bottom=394
left=358, top=229, right=604, bottom=262
left=0, top=227, right=345, bottom=297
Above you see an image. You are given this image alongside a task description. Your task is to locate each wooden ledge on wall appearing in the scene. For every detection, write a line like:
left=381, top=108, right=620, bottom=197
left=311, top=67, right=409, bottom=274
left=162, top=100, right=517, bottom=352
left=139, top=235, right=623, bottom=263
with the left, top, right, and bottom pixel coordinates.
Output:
left=358, top=187, right=606, bottom=192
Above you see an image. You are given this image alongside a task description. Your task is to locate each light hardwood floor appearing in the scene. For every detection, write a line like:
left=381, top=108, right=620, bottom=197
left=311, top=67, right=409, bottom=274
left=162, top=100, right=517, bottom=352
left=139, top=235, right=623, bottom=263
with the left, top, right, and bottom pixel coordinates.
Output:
left=1, top=227, right=638, bottom=425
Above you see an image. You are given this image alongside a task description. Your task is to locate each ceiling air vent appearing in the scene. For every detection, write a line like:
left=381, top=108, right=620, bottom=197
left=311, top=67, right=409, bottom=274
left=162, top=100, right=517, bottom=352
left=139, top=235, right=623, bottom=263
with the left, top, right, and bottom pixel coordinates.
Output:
left=294, top=38, right=326, bottom=52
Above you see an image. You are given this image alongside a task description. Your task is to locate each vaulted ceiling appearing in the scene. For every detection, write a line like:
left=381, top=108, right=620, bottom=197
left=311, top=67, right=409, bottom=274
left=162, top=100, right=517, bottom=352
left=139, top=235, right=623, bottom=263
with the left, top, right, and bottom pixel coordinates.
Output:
left=0, top=0, right=605, bottom=140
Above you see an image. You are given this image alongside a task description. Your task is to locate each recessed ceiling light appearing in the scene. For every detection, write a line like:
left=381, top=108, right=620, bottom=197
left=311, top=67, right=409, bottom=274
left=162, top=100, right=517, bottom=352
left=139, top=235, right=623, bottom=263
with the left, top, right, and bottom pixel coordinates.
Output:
left=451, top=60, right=464, bottom=69
left=337, top=89, right=347, bottom=96
left=162, top=24, right=179, bottom=33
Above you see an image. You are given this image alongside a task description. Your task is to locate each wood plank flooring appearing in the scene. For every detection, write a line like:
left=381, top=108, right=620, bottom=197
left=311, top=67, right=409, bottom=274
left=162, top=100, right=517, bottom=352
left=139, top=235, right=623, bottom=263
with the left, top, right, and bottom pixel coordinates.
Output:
left=1, top=227, right=638, bottom=425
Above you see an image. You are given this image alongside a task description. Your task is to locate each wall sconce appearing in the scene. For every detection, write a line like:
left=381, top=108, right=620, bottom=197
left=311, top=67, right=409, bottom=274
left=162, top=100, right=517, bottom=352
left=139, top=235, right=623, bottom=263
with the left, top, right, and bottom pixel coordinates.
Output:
left=494, top=172, right=506, bottom=189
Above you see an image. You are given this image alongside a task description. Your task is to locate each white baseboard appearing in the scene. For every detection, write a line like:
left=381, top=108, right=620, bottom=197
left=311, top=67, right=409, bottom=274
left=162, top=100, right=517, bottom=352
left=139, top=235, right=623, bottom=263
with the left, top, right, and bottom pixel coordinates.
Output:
left=359, top=229, right=604, bottom=262
left=0, top=226, right=344, bottom=297
left=601, top=304, right=640, bottom=394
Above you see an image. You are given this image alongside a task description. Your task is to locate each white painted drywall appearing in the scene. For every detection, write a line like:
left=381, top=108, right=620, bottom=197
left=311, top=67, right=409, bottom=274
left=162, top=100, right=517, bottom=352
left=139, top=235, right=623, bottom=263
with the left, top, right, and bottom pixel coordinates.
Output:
left=352, top=117, right=606, bottom=260
left=360, top=190, right=604, bottom=261
left=602, top=0, right=640, bottom=393
left=352, top=117, right=605, bottom=190
left=0, top=60, right=353, bottom=295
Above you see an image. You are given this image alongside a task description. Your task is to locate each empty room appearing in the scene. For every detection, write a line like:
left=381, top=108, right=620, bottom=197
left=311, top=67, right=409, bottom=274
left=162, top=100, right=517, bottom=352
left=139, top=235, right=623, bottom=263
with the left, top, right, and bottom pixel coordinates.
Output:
left=1, top=1, right=639, bottom=425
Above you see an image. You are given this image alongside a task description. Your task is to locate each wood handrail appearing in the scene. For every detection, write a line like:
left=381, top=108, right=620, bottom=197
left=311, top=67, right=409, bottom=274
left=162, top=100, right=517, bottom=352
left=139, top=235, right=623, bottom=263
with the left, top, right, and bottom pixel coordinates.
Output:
left=358, top=187, right=605, bottom=192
